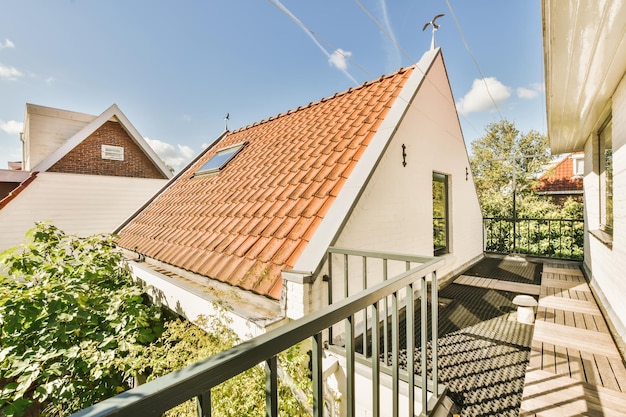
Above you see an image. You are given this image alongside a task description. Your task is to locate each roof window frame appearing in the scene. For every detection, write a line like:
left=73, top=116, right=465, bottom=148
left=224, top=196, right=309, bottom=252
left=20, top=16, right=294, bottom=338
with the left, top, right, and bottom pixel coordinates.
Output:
left=194, top=142, right=246, bottom=176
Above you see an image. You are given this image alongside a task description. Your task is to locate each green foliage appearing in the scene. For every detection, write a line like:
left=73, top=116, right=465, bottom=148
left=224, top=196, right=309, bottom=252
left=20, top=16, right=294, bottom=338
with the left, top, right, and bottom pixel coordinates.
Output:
left=484, top=197, right=585, bottom=259
left=0, top=224, right=316, bottom=417
left=130, top=311, right=312, bottom=417
left=470, top=119, right=552, bottom=217
left=0, top=223, right=163, bottom=416
left=472, top=120, right=585, bottom=259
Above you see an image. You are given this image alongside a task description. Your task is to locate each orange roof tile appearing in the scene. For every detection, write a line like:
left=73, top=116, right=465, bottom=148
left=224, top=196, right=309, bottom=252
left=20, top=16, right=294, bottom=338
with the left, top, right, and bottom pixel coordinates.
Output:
left=116, top=65, right=415, bottom=300
left=535, top=152, right=584, bottom=194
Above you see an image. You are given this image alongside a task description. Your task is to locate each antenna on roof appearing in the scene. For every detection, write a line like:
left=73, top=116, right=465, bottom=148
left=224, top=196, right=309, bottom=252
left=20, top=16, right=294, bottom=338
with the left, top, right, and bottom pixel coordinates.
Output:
left=422, top=13, right=444, bottom=51
left=224, top=113, right=230, bottom=131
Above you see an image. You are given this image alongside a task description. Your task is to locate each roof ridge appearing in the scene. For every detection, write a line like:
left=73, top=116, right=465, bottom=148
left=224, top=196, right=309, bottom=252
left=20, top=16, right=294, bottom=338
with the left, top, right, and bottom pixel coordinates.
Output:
left=230, top=66, right=413, bottom=134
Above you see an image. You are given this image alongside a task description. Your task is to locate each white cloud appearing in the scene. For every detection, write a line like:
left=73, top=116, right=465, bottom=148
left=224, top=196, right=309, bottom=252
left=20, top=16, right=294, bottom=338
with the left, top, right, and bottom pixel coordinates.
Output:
left=0, top=39, right=15, bottom=49
left=517, top=87, right=538, bottom=99
left=145, top=137, right=196, bottom=172
left=0, top=64, right=22, bottom=80
left=328, top=48, right=352, bottom=71
left=456, top=77, right=511, bottom=115
left=517, top=83, right=544, bottom=99
left=0, top=120, right=23, bottom=134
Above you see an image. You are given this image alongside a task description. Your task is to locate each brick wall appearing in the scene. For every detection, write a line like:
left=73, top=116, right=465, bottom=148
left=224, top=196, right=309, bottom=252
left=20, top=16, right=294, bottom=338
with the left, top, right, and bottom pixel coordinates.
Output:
left=48, top=121, right=167, bottom=179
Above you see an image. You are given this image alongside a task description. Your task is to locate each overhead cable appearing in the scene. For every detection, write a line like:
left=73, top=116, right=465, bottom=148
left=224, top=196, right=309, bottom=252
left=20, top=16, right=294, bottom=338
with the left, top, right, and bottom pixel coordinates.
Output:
left=444, top=0, right=505, bottom=121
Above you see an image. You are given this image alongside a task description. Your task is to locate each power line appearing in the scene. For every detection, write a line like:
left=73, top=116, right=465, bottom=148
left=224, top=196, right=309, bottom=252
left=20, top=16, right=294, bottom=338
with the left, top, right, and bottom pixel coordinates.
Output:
left=444, top=0, right=506, bottom=121
left=265, top=0, right=372, bottom=83
left=354, top=0, right=482, bottom=139
left=267, top=0, right=480, bottom=146
left=353, top=0, right=414, bottom=63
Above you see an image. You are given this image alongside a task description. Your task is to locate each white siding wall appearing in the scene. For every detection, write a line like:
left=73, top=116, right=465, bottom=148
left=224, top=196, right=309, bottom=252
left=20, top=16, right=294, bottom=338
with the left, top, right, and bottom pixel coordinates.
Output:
left=23, top=105, right=94, bottom=170
left=584, top=74, right=626, bottom=343
left=0, top=172, right=167, bottom=251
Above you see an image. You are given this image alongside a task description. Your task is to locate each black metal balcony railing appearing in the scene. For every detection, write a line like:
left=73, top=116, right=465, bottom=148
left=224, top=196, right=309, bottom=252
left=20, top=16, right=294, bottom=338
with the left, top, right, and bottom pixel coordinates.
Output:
left=70, top=248, right=445, bottom=417
left=484, top=217, right=584, bottom=260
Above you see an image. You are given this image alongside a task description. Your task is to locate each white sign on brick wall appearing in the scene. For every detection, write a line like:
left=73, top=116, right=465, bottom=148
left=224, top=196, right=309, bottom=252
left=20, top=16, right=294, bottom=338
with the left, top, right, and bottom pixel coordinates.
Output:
left=101, top=144, right=124, bottom=161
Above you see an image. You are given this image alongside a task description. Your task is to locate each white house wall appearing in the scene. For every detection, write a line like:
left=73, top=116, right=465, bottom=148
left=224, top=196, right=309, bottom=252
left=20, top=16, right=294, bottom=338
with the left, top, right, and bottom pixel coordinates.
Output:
left=584, top=73, right=626, bottom=343
left=335, top=56, right=481, bottom=275
left=23, top=104, right=95, bottom=170
left=0, top=172, right=167, bottom=251
left=297, top=53, right=483, bottom=316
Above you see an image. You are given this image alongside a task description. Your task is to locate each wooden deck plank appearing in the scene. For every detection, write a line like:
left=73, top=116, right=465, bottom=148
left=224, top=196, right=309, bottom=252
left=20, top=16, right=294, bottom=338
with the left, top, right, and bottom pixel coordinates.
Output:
left=541, top=277, right=590, bottom=292
left=542, top=266, right=584, bottom=277
left=543, top=342, right=557, bottom=374
left=533, top=321, right=621, bottom=358
left=591, top=314, right=610, bottom=333
left=581, top=350, right=603, bottom=388
left=528, top=339, right=544, bottom=371
left=567, top=347, right=585, bottom=381
left=454, top=274, right=541, bottom=295
left=538, top=296, right=601, bottom=316
left=595, top=355, right=621, bottom=391
left=521, top=369, right=626, bottom=417
left=609, top=357, right=626, bottom=392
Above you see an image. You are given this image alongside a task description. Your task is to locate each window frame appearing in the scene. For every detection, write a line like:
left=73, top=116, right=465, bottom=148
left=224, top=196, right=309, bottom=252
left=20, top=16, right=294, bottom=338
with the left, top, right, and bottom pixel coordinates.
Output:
left=432, top=171, right=450, bottom=256
left=598, top=117, right=613, bottom=235
left=194, top=142, right=246, bottom=176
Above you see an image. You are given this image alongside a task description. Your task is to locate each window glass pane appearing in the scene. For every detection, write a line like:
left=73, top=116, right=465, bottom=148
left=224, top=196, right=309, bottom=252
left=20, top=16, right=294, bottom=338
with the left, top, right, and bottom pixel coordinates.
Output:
left=600, top=119, right=613, bottom=233
left=433, top=172, right=448, bottom=255
left=195, top=144, right=244, bottom=175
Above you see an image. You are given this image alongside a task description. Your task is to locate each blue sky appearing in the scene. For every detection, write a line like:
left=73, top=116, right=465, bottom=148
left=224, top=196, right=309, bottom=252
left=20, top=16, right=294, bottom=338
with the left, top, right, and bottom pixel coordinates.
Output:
left=0, top=1, right=545, bottom=172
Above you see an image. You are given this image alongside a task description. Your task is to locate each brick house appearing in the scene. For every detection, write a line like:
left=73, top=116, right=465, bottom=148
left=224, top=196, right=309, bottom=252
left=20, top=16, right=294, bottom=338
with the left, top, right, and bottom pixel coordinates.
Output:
left=114, top=48, right=484, bottom=338
left=0, top=103, right=172, bottom=251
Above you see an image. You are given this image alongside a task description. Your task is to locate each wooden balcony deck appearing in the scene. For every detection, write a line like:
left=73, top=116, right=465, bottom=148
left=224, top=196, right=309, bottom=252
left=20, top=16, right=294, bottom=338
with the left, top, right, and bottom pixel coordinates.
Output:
left=519, top=263, right=626, bottom=416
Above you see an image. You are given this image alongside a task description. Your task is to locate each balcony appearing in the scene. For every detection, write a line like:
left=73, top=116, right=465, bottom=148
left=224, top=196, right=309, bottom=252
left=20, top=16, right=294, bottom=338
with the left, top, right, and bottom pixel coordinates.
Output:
left=484, top=217, right=584, bottom=260
left=70, top=246, right=626, bottom=417
left=71, top=248, right=448, bottom=417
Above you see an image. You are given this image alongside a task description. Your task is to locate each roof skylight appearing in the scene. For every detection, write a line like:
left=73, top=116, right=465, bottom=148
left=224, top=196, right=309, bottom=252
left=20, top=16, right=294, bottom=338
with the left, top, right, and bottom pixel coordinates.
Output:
left=195, top=143, right=245, bottom=176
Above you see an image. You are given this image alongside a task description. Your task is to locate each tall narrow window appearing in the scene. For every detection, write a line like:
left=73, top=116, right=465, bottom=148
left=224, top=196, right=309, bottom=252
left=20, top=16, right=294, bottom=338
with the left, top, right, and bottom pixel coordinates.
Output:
left=433, top=172, right=449, bottom=255
left=599, top=118, right=613, bottom=234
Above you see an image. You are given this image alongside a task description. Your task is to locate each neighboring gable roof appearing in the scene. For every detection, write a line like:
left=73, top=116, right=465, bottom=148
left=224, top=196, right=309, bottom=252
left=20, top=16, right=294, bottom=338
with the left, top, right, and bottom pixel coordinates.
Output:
left=0, top=172, right=38, bottom=211
left=535, top=152, right=583, bottom=194
left=32, top=104, right=172, bottom=179
left=116, top=50, right=441, bottom=300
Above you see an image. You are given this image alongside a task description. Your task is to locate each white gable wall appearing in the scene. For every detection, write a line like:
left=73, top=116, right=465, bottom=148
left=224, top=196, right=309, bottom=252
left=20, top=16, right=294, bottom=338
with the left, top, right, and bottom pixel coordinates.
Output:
left=333, top=53, right=482, bottom=283
left=0, top=172, right=167, bottom=252
left=284, top=52, right=483, bottom=318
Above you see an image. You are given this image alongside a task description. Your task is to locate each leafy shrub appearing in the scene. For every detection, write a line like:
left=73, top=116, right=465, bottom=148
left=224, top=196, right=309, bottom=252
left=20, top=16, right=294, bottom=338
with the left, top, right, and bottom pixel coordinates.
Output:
left=0, top=224, right=163, bottom=416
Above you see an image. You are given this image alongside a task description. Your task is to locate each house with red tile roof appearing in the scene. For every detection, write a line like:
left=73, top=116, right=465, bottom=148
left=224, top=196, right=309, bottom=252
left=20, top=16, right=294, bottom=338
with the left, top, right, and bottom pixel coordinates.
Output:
left=0, top=103, right=172, bottom=251
left=115, top=48, right=484, bottom=337
left=534, top=151, right=584, bottom=204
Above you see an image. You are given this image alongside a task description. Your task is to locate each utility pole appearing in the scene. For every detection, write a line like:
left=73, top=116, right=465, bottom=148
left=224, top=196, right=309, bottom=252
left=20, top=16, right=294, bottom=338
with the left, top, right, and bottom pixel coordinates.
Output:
left=492, top=154, right=544, bottom=252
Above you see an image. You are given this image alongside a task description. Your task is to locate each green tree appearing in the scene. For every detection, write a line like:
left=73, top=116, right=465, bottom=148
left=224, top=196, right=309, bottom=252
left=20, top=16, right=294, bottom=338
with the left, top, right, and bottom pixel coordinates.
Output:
left=470, top=119, right=552, bottom=217
left=0, top=223, right=163, bottom=416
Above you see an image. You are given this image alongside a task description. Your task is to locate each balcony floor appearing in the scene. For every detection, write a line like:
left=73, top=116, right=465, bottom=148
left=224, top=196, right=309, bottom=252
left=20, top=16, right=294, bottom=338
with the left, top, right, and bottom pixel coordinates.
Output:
left=392, top=254, right=626, bottom=416
left=519, top=263, right=626, bottom=416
